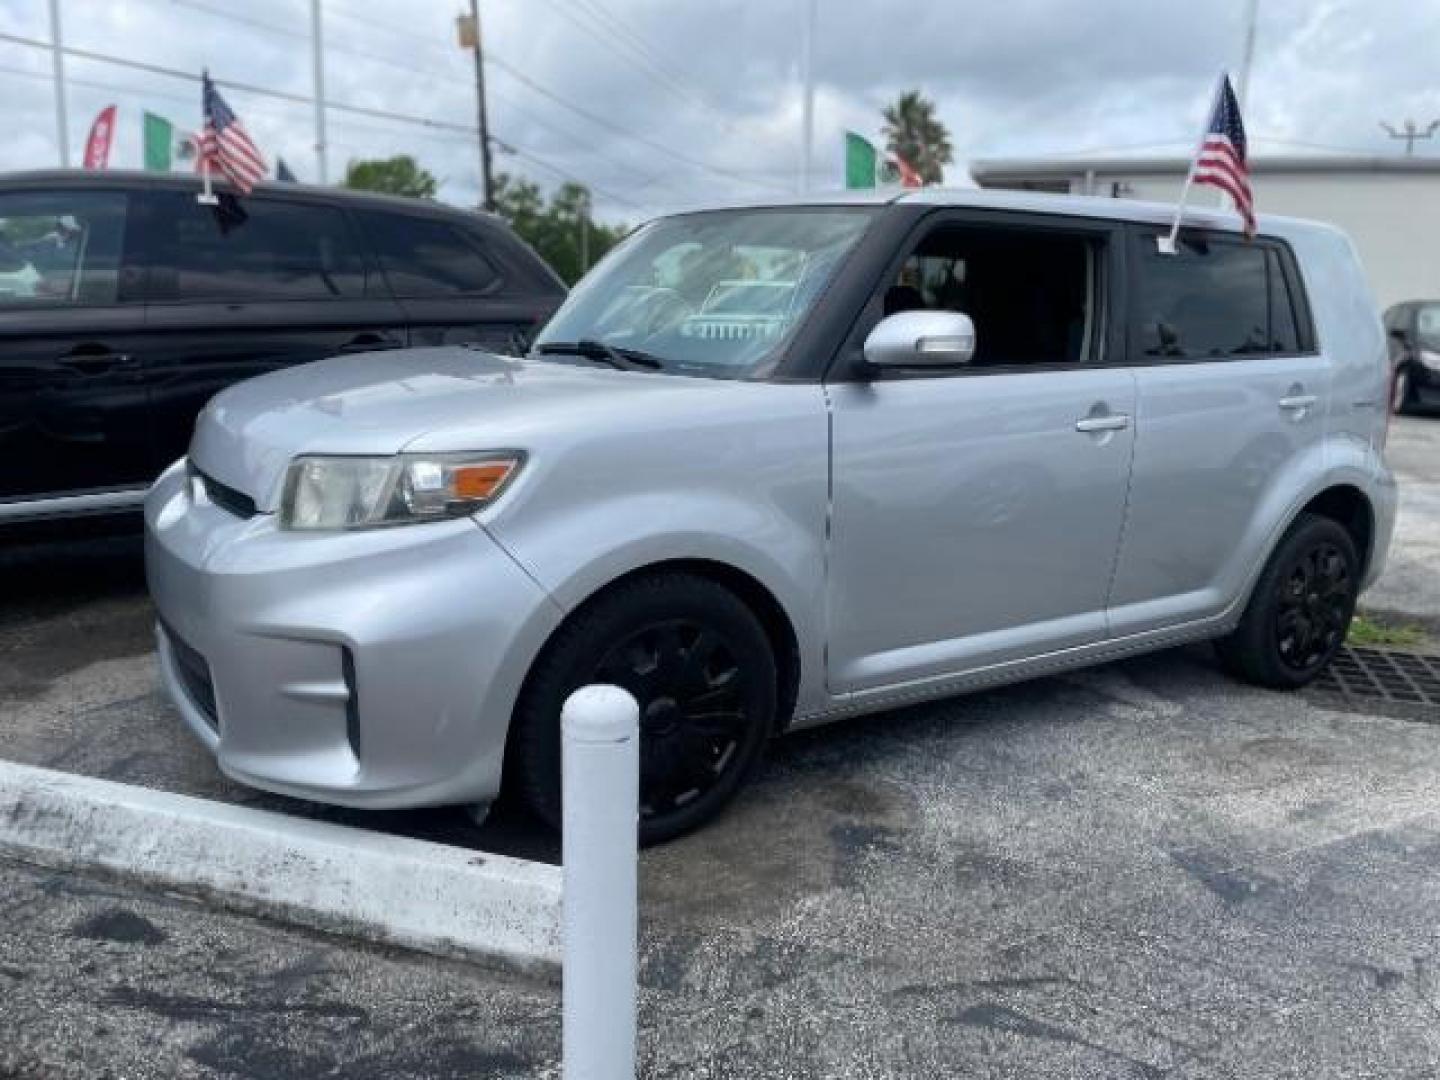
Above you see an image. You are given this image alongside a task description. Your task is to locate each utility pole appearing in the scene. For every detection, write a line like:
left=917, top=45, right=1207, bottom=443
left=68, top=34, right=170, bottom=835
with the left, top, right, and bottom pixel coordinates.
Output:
left=799, top=0, right=816, bottom=193
left=462, top=0, right=496, bottom=211
left=310, top=0, right=328, bottom=183
left=1236, top=0, right=1259, bottom=108
left=47, top=0, right=70, bottom=167
left=1380, top=119, right=1440, bottom=156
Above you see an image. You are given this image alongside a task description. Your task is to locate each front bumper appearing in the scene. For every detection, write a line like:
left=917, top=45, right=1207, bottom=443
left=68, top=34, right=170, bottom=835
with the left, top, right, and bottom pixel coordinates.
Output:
left=145, top=460, right=562, bottom=809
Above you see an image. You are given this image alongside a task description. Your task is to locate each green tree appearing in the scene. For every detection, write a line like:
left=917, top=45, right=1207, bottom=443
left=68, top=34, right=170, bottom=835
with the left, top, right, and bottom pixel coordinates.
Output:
left=343, top=154, right=437, bottom=199
left=881, top=90, right=953, bottom=186
left=491, top=172, right=627, bottom=285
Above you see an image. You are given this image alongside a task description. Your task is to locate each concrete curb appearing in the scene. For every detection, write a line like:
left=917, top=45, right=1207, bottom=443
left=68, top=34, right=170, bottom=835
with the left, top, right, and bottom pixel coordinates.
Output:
left=0, top=760, right=561, bottom=975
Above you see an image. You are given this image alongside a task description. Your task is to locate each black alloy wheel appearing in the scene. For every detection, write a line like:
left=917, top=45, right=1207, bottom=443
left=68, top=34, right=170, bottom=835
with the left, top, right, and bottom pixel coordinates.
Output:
left=509, top=573, right=777, bottom=845
left=1273, top=540, right=1352, bottom=676
left=593, top=619, right=749, bottom=820
left=1217, top=512, right=1360, bottom=689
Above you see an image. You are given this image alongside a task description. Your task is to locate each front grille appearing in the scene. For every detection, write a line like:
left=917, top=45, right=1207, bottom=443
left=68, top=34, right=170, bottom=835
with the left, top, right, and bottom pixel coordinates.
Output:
left=164, top=624, right=219, bottom=732
left=194, top=467, right=257, bottom=519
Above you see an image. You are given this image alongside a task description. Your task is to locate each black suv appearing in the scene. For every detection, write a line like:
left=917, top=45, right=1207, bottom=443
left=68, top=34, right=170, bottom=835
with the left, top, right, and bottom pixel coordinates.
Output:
left=0, top=170, right=566, bottom=526
left=1384, top=300, right=1440, bottom=415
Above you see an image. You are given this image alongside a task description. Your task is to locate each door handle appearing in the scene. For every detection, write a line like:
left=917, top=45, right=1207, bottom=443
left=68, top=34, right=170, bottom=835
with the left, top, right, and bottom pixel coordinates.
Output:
left=59, top=351, right=137, bottom=375
left=1278, top=393, right=1317, bottom=411
left=1075, top=414, right=1131, bottom=433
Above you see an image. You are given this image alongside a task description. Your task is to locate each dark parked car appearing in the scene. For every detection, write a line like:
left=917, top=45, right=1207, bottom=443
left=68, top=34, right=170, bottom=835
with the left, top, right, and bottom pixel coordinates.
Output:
left=1383, top=300, right=1440, bottom=414
left=0, top=170, right=566, bottom=527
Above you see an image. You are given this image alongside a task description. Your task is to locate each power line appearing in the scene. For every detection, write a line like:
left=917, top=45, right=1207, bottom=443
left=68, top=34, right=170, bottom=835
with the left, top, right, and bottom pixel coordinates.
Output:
left=484, top=53, right=786, bottom=192
left=538, top=0, right=737, bottom=131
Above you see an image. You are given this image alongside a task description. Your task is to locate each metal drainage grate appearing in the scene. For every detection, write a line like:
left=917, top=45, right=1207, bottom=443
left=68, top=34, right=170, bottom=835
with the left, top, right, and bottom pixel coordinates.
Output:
left=1309, top=646, right=1440, bottom=720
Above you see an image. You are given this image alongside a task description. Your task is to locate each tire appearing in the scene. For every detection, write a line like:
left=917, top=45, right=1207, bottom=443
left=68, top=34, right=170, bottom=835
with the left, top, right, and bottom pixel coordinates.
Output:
left=1393, top=366, right=1414, bottom=416
left=508, top=572, right=777, bottom=845
left=1216, top=512, right=1360, bottom=689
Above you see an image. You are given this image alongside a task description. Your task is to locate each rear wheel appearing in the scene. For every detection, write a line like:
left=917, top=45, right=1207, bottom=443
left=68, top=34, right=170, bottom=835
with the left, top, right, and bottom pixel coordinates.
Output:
left=509, top=573, right=776, bottom=845
left=1216, top=513, right=1359, bottom=689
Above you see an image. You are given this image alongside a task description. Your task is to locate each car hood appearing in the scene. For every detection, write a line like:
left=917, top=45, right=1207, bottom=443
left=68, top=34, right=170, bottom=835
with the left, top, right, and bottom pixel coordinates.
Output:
left=188, top=346, right=696, bottom=512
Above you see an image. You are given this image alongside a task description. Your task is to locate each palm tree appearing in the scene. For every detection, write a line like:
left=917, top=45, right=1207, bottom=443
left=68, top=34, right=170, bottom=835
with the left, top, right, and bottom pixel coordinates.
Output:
left=881, top=91, right=954, bottom=186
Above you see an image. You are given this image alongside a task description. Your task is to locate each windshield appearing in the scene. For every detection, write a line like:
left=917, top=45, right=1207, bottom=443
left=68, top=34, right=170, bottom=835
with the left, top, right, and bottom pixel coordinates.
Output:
left=534, top=207, right=876, bottom=378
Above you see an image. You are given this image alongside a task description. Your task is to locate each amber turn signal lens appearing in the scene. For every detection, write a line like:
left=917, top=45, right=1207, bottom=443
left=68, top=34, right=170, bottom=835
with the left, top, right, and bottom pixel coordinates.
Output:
left=452, top=461, right=516, bottom=500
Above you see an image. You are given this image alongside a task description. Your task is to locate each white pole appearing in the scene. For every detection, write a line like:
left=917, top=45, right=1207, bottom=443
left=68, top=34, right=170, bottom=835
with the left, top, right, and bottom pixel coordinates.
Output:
left=799, top=0, right=816, bottom=193
left=1158, top=73, right=1226, bottom=255
left=310, top=0, right=328, bottom=183
left=47, top=0, right=70, bottom=167
left=562, top=685, right=638, bottom=1080
left=1236, top=0, right=1259, bottom=109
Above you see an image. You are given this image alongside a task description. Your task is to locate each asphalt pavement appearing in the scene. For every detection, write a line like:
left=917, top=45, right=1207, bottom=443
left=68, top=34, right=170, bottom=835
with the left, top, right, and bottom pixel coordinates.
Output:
left=2, top=415, right=1438, bottom=1078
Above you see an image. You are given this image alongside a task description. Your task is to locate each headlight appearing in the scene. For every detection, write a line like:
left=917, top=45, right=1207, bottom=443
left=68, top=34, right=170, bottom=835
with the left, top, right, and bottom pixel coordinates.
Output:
left=1418, top=349, right=1440, bottom=373
left=280, top=452, right=523, bottom=530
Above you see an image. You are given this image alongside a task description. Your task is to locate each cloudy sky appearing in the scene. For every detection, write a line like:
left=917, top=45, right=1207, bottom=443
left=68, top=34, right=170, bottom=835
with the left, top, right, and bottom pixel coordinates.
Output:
left=2, top=0, right=1439, bottom=224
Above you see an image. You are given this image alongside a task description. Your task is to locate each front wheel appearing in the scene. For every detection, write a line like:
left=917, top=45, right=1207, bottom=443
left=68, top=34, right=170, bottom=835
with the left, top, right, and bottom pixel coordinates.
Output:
left=508, top=573, right=777, bottom=845
left=1216, top=513, right=1360, bottom=689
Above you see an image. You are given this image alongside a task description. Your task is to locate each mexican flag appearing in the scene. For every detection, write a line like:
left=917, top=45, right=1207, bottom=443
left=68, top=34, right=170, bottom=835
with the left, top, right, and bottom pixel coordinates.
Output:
left=143, top=112, right=176, bottom=172
left=845, top=131, right=877, bottom=189
left=845, top=131, right=923, bottom=189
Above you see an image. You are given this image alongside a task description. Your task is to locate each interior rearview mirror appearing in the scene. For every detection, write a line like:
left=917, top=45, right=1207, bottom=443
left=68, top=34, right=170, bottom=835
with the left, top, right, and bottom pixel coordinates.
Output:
left=863, top=310, right=976, bottom=369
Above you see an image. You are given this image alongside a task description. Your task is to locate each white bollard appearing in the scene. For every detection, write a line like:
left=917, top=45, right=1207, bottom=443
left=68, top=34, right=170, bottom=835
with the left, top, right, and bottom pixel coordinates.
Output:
left=562, top=684, right=639, bottom=1080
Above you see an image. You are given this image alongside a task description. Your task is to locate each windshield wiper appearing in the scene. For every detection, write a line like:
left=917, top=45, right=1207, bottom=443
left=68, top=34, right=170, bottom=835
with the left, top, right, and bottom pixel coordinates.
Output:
left=534, top=339, right=665, bottom=372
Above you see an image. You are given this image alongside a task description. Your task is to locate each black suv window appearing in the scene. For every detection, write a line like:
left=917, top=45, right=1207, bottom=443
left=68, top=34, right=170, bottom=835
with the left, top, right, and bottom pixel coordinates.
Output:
left=1136, top=234, right=1306, bottom=359
left=144, top=193, right=366, bottom=302
left=0, top=191, right=129, bottom=307
left=357, top=211, right=502, bottom=297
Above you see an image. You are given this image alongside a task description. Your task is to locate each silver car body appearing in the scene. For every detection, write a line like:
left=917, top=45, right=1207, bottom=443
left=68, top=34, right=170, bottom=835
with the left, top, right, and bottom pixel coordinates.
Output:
left=146, top=188, right=1398, bottom=810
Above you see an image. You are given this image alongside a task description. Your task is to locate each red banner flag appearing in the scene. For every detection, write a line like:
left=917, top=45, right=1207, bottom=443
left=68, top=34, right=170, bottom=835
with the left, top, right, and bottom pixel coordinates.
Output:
left=82, top=105, right=117, bottom=170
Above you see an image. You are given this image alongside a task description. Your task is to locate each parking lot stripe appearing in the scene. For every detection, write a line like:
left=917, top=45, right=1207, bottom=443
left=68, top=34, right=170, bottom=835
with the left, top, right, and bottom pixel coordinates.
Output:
left=0, top=760, right=561, bottom=975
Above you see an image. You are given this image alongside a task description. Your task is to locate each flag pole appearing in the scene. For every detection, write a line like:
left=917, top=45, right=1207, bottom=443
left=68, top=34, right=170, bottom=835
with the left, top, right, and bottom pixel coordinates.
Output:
left=1158, top=72, right=1226, bottom=255
left=197, top=71, right=218, bottom=205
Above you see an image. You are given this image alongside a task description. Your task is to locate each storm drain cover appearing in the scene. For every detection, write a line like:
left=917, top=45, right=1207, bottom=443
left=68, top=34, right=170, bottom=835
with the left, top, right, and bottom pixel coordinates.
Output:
left=1309, top=646, right=1440, bottom=720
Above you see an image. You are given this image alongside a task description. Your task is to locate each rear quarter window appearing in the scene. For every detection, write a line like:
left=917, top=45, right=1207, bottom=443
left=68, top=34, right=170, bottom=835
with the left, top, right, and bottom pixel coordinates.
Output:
left=356, top=211, right=504, bottom=297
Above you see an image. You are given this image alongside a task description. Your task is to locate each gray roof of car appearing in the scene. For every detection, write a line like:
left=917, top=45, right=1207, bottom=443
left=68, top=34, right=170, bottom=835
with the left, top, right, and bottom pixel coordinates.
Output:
left=678, top=185, right=1326, bottom=239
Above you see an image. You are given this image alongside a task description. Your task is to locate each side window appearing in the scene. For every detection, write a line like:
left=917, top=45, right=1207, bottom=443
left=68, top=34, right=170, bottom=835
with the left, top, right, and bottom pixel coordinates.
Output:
left=0, top=190, right=129, bottom=308
left=1136, top=235, right=1307, bottom=359
left=878, top=224, right=1101, bottom=367
left=1266, top=250, right=1301, bottom=354
left=357, top=211, right=503, bottom=297
left=143, top=193, right=366, bottom=302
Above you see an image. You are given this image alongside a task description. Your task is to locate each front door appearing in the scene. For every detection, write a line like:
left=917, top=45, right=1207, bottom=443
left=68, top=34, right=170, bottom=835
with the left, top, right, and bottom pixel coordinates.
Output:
left=0, top=188, right=153, bottom=505
left=826, top=214, right=1136, bottom=693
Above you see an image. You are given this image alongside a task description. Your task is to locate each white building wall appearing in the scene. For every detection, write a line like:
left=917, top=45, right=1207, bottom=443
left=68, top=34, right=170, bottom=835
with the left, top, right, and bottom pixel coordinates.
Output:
left=1068, top=171, right=1440, bottom=312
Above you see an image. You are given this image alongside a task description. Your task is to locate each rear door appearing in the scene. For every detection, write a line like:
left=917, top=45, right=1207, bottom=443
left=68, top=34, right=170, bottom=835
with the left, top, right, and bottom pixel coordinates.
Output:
left=134, top=189, right=409, bottom=472
left=354, top=208, right=564, bottom=355
left=1105, top=227, right=1325, bottom=635
left=0, top=186, right=153, bottom=507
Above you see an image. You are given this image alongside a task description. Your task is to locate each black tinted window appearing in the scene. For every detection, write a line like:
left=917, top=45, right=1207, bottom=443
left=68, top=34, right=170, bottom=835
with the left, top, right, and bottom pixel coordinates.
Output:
left=358, top=212, right=501, bottom=296
left=1266, top=250, right=1300, bottom=354
left=144, top=193, right=365, bottom=301
left=1138, top=237, right=1277, bottom=358
left=0, top=191, right=129, bottom=307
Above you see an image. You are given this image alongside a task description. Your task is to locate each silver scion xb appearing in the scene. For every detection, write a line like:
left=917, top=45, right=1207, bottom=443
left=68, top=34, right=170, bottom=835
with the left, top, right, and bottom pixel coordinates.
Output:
left=146, top=190, right=1398, bottom=843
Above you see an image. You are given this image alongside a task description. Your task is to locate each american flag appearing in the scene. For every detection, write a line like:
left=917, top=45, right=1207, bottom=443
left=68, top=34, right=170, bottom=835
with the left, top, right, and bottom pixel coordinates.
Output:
left=198, top=72, right=266, bottom=195
left=1192, top=75, right=1255, bottom=238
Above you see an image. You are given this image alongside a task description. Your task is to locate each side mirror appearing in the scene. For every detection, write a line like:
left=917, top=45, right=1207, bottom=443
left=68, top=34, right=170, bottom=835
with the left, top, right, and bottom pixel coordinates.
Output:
left=863, top=310, right=976, bottom=369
